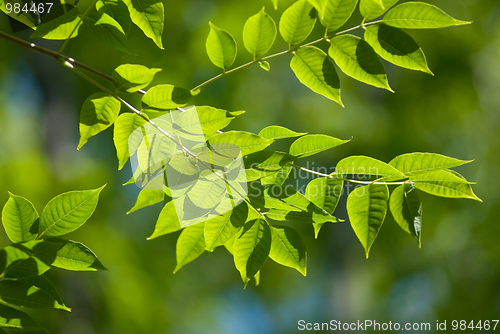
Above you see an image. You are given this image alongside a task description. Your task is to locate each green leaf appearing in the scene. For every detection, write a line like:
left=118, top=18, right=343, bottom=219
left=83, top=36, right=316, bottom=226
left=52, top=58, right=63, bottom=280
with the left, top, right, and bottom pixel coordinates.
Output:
left=49, top=238, right=106, bottom=271
left=389, top=183, right=422, bottom=246
left=19, top=275, right=69, bottom=310
left=39, top=185, right=106, bottom=237
left=269, top=225, right=307, bottom=275
left=147, top=201, right=181, bottom=240
left=0, top=0, right=40, bottom=29
left=291, top=46, right=342, bottom=105
left=383, top=2, right=470, bottom=29
left=31, top=5, right=81, bottom=40
left=259, top=126, right=306, bottom=140
left=2, top=193, right=38, bottom=243
left=113, top=113, right=148, bottom=170
left=113, top=64, right=161, bottom=93
left=96, top=0, right=131, bottom=33
left=128, top=189, right=164, bottom=214
left=389, top=152, right=472, bottom=175
left=244, top=151, right=296, bottom=171
left=259, top=61, right=271, bottom=71
left=347, top=183, right=389, bottom=257
left=410, top=173, right=481, bottom=201
left=266, top=209, right=341, bottom=224
left=329, top=34, right=393, bottom=91
left=0, top=303, right=41, bottom=331
left=279, top=0, right=317, bottom=46
left=0, top=279, right=70, bottom=311
left=196, top=106, right=240, bottom=135
left=318, top=0, right=358, bottom=33
left=272, top=0, right=278, bottom=9
left=208, top=131, right=273, bottom=156
left=408, top=169, right=472, bottom=184
left=336, top=155, right=405, bottom=178
left=122, top=0, right=164, bottom=48
left=243, top=7, right=277, bottom=59
left=233, top=218, right=271, bottom=286
left=364, top=24, right=432, bottom=74
left=174, top=223, right=206, bottom=273
left=289, top=134, right=349, bottom=158
left=305, top=174, right=343, bottom=237
left=360, top=0, right=398, bottom=21
left=206, top=22, right=237, bottom=71
left=204, top=203, right=248, bottom=252
left=142, top=84, right=192, bottom=110
left=87, top=12, right=129, bottom=53
left=0, top=240, right=60, bottom=278
left=78, top=93, right=121, bottom=149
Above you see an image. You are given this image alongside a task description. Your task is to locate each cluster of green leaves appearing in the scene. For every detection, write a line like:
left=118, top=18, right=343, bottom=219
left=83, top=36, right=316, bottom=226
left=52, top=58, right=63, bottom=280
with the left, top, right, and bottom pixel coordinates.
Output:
left=203, top=0, right=469, bottom=105
left=0, top=187, right=107, bottom=331
left=0, top=0, right=478, bottom=288
left=0, top=0, right=164, bottom=49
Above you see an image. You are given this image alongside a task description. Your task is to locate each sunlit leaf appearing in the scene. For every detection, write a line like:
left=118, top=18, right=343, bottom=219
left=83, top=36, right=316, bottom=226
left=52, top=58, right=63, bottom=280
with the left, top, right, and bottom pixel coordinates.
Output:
left=113, top=113, right=148, bottom=170
left=389, top=152, right=472, bottom=175
left=128, top=189, right=165, bottom=214
left=30, top=5, right=81, bottom=40
left=86, top=12, right=129, bottom=53
left=205, top=203, right=249, bottom=251
left=233, top=218, right=271, bottom=286
left=38, top=185, right=106, bottom=237
left=389, top=183, right=422, bottom=246
left=196, top=106, right=241, bottom=135
left=19, top=275, right=69, bottom=309
left=112, top=64, right=161, bottom=93
left=279, top=0, right=317, bottom=46
left=147, top=201, right=181, bottom=240
left=410, top=171, right=481, bottom=201
left=122, top=0, right=164, bottom=48
left=78, top=93, right=121, bottom=149
left=259, top=61, right=270, bottom=71
left=291, top=46, right=342, bottom=106
left=317, top=0, right=358, bottom=33
left=49, top=238, right=107, bottom=271
left=96, top=0, right=131, bottom=33
left=243, top=7, right=277, bottom=59
left=360, top=0, right=398, bottom=21
left=336, top=155, right=405, bottom=178
left=364, top=24, right=432, bottom=74
left=174, top=223, right=205, bottom=273
left=206, top=22, right=237, bottom=71
left=266, top=209, right=341, bottom=224
left=272, top=0, right=278, bottom=9
left=269, top=225, right=306, bottom=275
left=142, top=84, right=192, bottom=110
left=289, top=134, right=349, bottom=158
left=305, top=174, right=343, bottom=237
left=329, top=34, right=393, bottom=91
left=2, top=192, right=38, bottom=243
left=0, top=304, right=41, bottom=331
left=408, top=169, right=472, bottom=184
left=347, top=183, right=389, bottom=257
left=382, top=2, right=470, bottom=29
left=208, top=131, right=273, bottom=156
left=0, top=241, right=59, bottom=278
left=259, top=126, right=306, bottom=140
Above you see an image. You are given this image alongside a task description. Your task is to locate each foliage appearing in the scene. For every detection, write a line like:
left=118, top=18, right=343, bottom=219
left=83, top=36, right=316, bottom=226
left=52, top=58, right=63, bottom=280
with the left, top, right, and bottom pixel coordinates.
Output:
left=0, top=189, right=106, bottom=331
left=0, top=0, right=480, bottom=330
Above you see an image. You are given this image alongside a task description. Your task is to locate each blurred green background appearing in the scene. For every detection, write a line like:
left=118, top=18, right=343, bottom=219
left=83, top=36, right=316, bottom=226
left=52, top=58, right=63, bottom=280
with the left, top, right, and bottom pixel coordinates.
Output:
left=0, top=0, right=499, bottom=332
